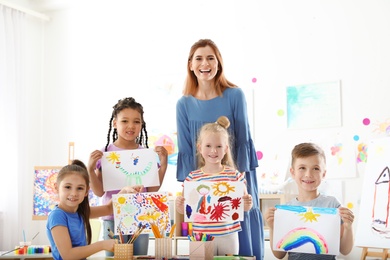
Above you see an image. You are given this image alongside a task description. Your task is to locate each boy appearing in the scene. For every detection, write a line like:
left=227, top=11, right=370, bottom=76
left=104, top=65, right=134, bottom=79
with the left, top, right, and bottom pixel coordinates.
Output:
left=264, top=142, right=354, bottom=260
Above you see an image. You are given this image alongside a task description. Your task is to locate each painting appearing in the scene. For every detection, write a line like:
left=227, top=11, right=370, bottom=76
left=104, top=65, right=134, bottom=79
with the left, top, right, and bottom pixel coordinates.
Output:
left=326, top=140, right=357, bottom=178
left=101, top=149, right=159, bottom=191
left=286, top=81, right=341, bottom=129
left=183, top=181, right=245, bottom=222
left=33, top=166, right=99, bottom=220
left=355, top=137, right=390, bottom=249
left=273, top=205, right=340, bottom=255
left=112, top=192, right=171, bottom=235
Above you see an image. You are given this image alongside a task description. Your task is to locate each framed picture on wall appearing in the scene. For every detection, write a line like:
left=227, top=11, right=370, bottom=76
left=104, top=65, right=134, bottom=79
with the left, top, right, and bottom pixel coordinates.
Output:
left=32, top=166, right=100, bottom=220
left=286, top=81, right=342, bottom=129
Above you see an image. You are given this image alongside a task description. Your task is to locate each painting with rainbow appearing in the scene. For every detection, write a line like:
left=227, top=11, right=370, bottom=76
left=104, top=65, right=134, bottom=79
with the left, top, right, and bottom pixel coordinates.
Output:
left=273, top=205, right=340, bottom=255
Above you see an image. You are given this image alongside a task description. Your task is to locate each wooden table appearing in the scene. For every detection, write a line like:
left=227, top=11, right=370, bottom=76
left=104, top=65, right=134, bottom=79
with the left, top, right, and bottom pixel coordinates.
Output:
left=0, top=253, right=255, bottom=260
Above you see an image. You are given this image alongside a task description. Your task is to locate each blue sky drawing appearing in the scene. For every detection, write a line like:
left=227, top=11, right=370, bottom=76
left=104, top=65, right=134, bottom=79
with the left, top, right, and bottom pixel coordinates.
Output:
left=287, top=81, right=342, bottom=129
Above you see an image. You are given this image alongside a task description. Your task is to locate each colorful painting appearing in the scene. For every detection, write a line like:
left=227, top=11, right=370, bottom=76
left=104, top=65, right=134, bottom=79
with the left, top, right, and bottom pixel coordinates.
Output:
left=286, top=81, right=341, bottom=129
left=101, top=149, right=159, bottom=191
left=355, top=137, right=390, bottom=248
left=33, top=166, right=99, bottom=219
left=273, top=205, right=340, bottom=255
left=183, top=181, right=245, bottom=222
left=151, top=134, right=177, bottom=166
left=112, top=192, right=171, bottom=235
left=257, top=147, right=290, bottom=193
left=324, top=140, right=357, bottom=179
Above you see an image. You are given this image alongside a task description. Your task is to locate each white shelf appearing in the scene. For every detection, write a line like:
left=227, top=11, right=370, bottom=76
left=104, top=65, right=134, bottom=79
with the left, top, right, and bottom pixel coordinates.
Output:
left=259, top=193, right=286, bottom=232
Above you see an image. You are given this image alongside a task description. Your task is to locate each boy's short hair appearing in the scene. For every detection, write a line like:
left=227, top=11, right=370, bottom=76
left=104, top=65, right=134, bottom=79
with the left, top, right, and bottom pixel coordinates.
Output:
left=291, top=142, right=326, bottom=166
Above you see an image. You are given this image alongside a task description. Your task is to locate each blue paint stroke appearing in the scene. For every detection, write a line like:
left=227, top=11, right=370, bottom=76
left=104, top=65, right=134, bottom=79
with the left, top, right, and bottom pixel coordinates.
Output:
left=275, top=205, right=337, bottom=215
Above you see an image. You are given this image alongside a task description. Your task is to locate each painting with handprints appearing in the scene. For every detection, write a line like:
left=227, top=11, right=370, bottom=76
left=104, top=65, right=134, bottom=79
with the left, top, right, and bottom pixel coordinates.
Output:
left=183, top=181, right=245, bottom=222
left=33, top=166, right=99, bottom=219
left=273, top=205, right=340, bottom=255
left=101, top=149, right=159, bottom=191
left=112, top=192, right=171, bottom=235
left=355, top=137, right=390, bottom=249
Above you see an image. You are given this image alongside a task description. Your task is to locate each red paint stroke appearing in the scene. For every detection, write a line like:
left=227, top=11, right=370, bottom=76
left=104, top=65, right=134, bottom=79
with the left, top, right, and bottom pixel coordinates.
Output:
left=210, top=202, right=230, bottom=221
left=230, top=197, right=241, bottom=210
left=150, top=195, right=168, bottom=212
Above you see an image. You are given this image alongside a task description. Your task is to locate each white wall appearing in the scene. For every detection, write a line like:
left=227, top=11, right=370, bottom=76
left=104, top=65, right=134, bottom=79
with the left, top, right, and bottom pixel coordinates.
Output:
left=5, top=0, right=390, bottom=259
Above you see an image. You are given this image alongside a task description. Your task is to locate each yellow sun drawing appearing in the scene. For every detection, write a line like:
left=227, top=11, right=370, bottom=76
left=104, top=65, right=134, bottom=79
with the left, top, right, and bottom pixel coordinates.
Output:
left=212, top=182, right=235, bottom=196
left=299, top=208, right=320, bottom=222
left=106, top=152, right=120, bottom=164
left=117, top=196, right=126, bottom=204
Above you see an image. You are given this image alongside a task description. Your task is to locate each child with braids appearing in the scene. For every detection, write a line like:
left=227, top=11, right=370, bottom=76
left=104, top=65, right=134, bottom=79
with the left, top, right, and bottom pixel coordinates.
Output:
left=175, top=116, right=253, bottom=256
left=87, top=97, right=168, bottom=256
left=46, top=159, right=143, bottom=260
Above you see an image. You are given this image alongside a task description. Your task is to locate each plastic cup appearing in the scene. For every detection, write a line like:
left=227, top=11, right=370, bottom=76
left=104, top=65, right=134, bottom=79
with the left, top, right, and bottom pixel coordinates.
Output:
left=19, top=241, right=31, bottom=254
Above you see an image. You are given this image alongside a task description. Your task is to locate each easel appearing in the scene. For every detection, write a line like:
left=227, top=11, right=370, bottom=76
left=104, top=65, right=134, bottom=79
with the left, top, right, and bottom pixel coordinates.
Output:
left=68, top=142, right=75, bottom=164
left=360, top=247, right=390, bottom=260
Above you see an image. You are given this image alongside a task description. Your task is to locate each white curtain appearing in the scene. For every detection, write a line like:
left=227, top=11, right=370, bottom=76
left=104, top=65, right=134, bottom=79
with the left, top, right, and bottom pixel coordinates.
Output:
left=0, top=4, right=26, bottom=250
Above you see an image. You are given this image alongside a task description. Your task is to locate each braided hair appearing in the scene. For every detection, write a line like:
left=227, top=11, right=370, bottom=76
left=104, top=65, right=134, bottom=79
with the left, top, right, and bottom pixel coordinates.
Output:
left=105, top=97, right=149, bottom=151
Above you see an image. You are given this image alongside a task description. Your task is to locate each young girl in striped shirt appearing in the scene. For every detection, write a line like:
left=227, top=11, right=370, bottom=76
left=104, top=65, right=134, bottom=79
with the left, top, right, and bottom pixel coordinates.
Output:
left=176, top=116, right=253, bottom=256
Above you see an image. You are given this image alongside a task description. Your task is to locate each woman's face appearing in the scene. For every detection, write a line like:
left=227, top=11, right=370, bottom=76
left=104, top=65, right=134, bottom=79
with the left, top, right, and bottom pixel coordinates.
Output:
left=189, top=45, right=219, bottom=82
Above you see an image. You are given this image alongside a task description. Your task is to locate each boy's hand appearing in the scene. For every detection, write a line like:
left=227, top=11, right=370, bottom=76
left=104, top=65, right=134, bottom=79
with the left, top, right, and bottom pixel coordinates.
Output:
left=243, top=194, right=253, bottom=211
left=264, top=207, right=277, bottom=229
left=339, top=207, right=354, bottom=230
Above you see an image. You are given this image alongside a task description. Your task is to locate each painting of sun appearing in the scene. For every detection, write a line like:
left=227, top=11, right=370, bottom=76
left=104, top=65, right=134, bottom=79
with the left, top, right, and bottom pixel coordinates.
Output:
left=183, top=181, right=245, bottom=222
left=273, top=205, right=340, bottom=255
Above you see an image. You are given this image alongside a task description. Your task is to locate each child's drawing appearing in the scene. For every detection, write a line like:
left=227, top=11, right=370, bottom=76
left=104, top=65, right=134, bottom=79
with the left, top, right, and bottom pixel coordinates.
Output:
left=112, top=192, right=171, bottom=235
left=273, top=205, right=340, bottom=255
left=372, top=166, right=390, bottom=238
left=183, top=181, right=245, bottom=222
left=33, top=166, right=99, bottom=219
left=356, top=137, right=390, bottom=249
left=101, top=149, right=159, bottom=191
left=325, top=141, right=357, bottom=178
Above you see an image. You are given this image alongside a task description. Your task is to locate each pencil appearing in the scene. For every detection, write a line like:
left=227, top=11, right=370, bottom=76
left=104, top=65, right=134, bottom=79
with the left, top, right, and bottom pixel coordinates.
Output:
left=107, top=228, right=115, bottom=239
left=169, top=223, right=176, bottom=238
left=150, top=221, right=161, bottom=238
left=117, top=227, right=124, bottom=243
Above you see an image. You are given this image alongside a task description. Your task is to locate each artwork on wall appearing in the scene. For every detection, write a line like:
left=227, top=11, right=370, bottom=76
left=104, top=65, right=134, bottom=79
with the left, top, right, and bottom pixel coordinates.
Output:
left=355, top=137, right=390, bottom=249
left=325, top=140, right=357, bottom=178
left=273, top=205, right=340, bottom=255
left=257, top=146, right=290, bottom=193
left=33, top=166, right=99, bottom=220
left=101, top=149, right=159, bottom=191
left=183, top=181, right=245, bottom=222
left=112, top=192, right=171, bottom=235
left=286, top=81, right=341, bottom=129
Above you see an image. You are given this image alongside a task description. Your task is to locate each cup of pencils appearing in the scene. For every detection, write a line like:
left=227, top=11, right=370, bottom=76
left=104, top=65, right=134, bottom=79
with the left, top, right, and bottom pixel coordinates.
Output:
left=150, top=221, right=176, bottom=259
left=112, top=224, right=145, bottom=260
left=114, top=243, right=133, bottom=260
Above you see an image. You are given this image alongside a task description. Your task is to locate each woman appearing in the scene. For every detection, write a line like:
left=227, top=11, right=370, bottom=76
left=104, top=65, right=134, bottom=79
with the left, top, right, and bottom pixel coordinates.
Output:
left=176, top=39, right=264, bottom=259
